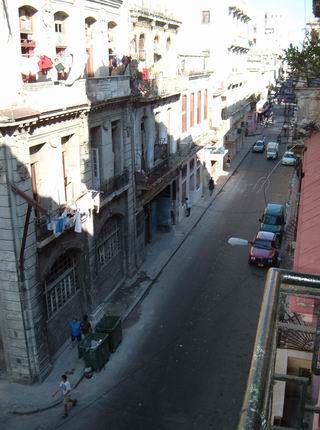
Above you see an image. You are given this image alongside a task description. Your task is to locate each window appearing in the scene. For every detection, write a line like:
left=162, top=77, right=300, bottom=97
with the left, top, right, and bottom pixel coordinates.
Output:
left=97, top=219, right=121, bottom=267
left=54, top=12, right=68, bottom=38
left=204, top=89, right=208, bottom=120
left=19, top=6, right=37, bottom=82
left=182, top=95, right=187, bottom=133
left=90, top=127, right=101, bottom=189
left=197, top=91, right=202, bottom=124
left=107, top=21, right=117, bottom=43
left=201, top=10, right=210, bottom=24
left=44, top=253, right=79, bottom=319
left=85, top=17, right=96, bottom=77
left=19, top=6, right=35, bottom=33
left=154, top=35, right=159, bottom=52
left=61, top=135, right=74, bottom=202
left=91, top=148, right=100, bottom=188
left=190, top=93, right=195, bottom=127
left=139, top=34, right=145, bottom=60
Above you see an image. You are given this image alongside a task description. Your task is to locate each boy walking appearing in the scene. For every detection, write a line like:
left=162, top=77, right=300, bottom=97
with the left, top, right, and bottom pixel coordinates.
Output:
left=52, top=374, right=77, bottom=418
left=185, top=197, right=192, bottom=217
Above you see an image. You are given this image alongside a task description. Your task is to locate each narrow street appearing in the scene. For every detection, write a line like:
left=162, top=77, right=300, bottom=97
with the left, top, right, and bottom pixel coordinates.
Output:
left=5, top=105, right=295, bottom=430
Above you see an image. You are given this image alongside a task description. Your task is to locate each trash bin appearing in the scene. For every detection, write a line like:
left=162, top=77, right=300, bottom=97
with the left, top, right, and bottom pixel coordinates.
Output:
left=78, top=332, right=110, bottom=371
left=95, top=315, right=122, bottom=353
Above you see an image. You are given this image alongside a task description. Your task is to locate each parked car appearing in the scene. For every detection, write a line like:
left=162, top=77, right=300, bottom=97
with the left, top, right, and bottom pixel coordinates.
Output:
left=266, top=142, right=279, bottom=160
left=281, top=151, right=296, bottom=166
left=259, top=203, right=286, bottom=239
left=252, top=140, right=265, bottom=153
left=248, top=231, right=279, bottom=267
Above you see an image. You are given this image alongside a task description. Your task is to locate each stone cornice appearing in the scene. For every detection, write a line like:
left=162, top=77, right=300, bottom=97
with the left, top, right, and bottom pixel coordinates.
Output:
left=86, top=0, right=123, bottom=9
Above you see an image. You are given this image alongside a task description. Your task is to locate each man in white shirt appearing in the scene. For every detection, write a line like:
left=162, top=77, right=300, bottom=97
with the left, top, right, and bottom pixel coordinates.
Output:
left=53, top=374, right=77, bottom=418
left=185, top=197, right=192, bottom=217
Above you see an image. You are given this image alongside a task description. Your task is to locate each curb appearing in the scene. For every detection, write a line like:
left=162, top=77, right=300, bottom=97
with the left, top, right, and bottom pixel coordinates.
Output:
left=9, top=142, right=253, bottom=417
left=11, top=371, right=85, bottom=416
left=122, top=143, right=252, bottom=320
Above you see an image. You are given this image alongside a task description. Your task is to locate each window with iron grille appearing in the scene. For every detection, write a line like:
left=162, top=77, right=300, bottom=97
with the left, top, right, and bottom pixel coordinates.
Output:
left=44, top=253, right=78, bottom=319
left=97, top=220, right=121, bottom=267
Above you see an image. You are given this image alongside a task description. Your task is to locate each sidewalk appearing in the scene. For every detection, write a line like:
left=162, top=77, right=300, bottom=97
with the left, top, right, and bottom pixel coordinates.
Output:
left=1, top=125, right=290, bottom=419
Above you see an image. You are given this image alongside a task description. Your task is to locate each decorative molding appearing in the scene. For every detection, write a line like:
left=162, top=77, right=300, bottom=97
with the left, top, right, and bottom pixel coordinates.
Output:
left=86, top=0, right=123, bottom=9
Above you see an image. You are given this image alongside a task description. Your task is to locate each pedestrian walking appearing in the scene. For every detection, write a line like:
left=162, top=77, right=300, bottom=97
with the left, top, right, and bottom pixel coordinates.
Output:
left=80, top=314, right=92, bottom=337
left=226, top=154, right=231, bottom=168
left=69, top=317, right=81, bottom=348
left=208, top=178, right=215, bottom=196
left=185, top=197, right=192, bottom=217
left=52, top=374, right=77, bottom=418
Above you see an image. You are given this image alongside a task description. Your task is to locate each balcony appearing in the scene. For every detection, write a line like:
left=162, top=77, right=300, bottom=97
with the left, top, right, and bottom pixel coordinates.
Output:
left=13, top=74, right=131, bottom=117
left=86, top=76, right=131, bottom=103
left=19, top=79, right=87, bottom=114
left=132, top=76, right=182, bottom=100
left=99, top=169, right=130, bottom=204
left=135, top=132, right=213, bottom=204
left=238, top=269, right=320, bottom=429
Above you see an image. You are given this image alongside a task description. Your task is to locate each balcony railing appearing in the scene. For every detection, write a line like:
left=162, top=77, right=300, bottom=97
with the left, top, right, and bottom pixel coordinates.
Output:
left=132, top=76, right=182, bottom=99
left=238, top=269, right=320, bottom=430
left=135, top=143, right=200, bottom=192
left=99, top=169, right=129, bottom=199
left=86, top=76, right=131, bottom=103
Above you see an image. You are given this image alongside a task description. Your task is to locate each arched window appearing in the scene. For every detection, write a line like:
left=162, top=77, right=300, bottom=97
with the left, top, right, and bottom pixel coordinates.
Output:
left=85, top=17, right=96, bottom=76
left=153, top=35, right=161, bottom=62
left=154, top=35, right=159, bottom=52
left=85, top=16, right=96, bottom=45
left=19, top=5, right=36, bottom=33
left=54, top=12, right=68, bottom=51
left=107, top=21, right=117, bottom=43
left=166, top=37, right=171, bottom=51
left=19, top=6, right=37, bottom=82
left=139, top=34, right=145, bottom=60
left=44, top=252, right=79, bottom=319
left=54, top=11, right=68, bottom=35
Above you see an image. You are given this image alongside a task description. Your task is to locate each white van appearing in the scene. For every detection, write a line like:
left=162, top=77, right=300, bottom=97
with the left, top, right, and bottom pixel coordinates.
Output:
left=266, top=142, right=279, bottom=160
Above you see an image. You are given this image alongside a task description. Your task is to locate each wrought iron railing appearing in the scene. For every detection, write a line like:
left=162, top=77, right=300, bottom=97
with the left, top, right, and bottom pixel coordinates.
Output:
left=99, top=169, right=129, bottom=198
left=238, top=269, right=320, bottom=430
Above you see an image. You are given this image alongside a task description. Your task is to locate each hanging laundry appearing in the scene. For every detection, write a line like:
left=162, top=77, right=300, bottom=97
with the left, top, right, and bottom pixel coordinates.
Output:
left=52, top=215, right=67, bottom=237
left=92, top=191, right=101, bottom=213
left=20, top=55, right=39, bottom=76
left=74, top=209, right=82, bottom=233
left=38, top=55, right=53, bottom=75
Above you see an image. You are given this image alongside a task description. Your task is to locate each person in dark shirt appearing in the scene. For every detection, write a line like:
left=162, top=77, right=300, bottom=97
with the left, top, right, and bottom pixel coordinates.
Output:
left=208, top=178, right=215, bottom=195
left=80, top=315, right=92, bottom=337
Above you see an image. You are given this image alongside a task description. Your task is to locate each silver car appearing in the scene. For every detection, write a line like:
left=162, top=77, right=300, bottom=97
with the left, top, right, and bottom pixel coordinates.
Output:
left=281, top=151, right=296, bottom=166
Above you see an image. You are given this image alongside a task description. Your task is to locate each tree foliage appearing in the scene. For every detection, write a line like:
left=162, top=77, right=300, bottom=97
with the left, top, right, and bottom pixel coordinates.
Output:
left=283, top=30, right=320, bottom=84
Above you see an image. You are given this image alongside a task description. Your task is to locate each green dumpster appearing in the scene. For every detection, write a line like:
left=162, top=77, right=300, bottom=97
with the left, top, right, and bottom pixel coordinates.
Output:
left=95, top=315, right=122, bottom=353
left=78, top=332, right=110, bottom=371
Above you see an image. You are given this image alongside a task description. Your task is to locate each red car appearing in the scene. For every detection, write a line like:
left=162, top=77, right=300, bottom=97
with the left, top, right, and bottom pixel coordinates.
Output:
left=248, top=231, right=279, bottom=267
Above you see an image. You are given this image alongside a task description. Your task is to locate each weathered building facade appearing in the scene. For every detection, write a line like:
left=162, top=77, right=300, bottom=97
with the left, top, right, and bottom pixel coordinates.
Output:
left=0, top=0, right=215, bottom=382
left=0, top=0, right=135, bottom=381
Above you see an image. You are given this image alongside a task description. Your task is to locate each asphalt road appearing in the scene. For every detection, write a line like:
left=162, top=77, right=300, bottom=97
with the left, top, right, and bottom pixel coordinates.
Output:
left=5, top=105, right=294, bottom=430
left=61, top=107, right=293, bottom=430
